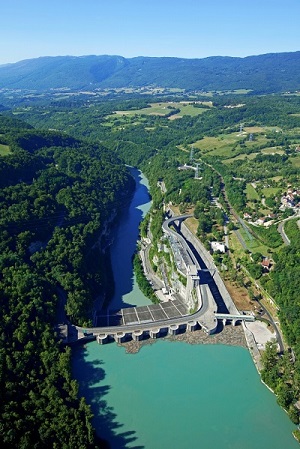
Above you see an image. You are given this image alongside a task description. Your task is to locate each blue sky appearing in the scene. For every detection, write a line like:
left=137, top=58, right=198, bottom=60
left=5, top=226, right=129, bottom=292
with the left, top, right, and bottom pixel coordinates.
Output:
left=1, top=0, right=300, bottom=64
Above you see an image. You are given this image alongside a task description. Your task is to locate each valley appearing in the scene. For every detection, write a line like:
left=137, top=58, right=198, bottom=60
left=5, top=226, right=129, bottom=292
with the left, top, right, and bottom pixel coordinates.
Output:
left=1, top=70, right=300, bottom=446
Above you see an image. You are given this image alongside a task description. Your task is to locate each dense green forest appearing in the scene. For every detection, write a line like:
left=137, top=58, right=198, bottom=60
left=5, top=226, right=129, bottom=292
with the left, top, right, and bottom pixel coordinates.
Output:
left=260, top=219, right=300, bottom=425
left=0, top=114, right=134, bottom=448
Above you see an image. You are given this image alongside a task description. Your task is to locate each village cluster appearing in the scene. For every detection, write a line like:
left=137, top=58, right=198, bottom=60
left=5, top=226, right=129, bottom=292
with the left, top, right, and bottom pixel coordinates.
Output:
left=243, top=185, right=300, bottom=227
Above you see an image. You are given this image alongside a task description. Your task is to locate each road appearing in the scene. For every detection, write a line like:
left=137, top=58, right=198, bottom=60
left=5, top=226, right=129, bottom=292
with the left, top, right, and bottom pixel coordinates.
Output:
left=256, top=299, right=284, bottom=353
left=276, top=215, right=299, bottom=246
left=277, top=221, right=290, bottom=245
left=140, top=241, right=164, bottom=291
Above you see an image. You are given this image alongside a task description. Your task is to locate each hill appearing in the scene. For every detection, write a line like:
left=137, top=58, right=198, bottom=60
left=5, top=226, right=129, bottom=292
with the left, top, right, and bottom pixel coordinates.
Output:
left=0, top=52, right=300, bottom=93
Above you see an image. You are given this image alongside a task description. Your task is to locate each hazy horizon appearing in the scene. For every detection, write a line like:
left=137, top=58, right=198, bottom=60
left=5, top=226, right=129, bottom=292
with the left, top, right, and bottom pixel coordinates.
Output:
left=1, top=0, right=300, bottom=65
left=2, top=49, right=300, bottom=68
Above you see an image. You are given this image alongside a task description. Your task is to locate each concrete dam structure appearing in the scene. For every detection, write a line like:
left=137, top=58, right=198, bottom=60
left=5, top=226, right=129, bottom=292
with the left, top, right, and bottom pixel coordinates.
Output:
left=63, top=214, right=254, bottom=346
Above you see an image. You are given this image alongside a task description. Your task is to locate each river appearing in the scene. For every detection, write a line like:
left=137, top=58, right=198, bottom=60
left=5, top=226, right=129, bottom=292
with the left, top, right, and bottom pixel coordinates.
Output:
left=73, top=168, right=298, bottom=449
left=108, top=167, right=151, bottom=310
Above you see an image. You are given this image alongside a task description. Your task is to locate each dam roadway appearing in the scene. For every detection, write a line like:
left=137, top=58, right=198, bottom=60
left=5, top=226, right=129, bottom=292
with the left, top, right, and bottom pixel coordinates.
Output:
left=64, top=214, right=254, bottom=344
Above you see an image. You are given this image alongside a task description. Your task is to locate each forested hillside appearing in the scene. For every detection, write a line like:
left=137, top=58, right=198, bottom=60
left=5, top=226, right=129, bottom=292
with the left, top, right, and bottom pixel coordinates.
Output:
left=0, top=114, right=134, bottom=448
left=0, top=51, right=300, bottom=93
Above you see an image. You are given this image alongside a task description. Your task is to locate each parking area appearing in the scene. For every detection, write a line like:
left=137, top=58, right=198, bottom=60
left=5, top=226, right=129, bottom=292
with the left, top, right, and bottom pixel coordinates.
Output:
left=245, top=320, right=276, bottom=350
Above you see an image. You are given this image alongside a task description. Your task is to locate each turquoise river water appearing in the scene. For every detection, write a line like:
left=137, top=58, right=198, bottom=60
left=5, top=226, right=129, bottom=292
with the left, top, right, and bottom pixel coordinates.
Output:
left=72, top=168, right=298, bottom=448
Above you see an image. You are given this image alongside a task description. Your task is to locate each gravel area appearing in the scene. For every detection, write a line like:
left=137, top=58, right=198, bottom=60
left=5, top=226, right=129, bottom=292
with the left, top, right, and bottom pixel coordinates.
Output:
left=119, top=324, right=247, bottom=354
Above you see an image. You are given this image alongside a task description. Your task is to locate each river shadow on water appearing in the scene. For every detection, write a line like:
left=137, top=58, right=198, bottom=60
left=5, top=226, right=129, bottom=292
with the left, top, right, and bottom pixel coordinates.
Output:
left=73, top=345, right=144, bottom=449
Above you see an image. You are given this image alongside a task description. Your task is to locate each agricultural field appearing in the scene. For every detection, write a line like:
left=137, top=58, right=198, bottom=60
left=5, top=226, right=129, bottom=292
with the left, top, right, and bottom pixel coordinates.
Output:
left=193, top=128, right=270, bottom=159
left=244, top=126, right=267, bottom=133
left=169, top=102, right=212, bottom=119
left=270, top=176, right=283, bottom=182
left=224, top=152, right=258, bottom=164
left=227, top=89, right=253, bottom=95
left=261, top=147, right=285, bottom=155
left=245, top=183, right=260, bottom=201
left=191, top=125, right=300, bottom=165
left=261, top=186, right=282, bottom=198
left=199, top=89, right=252, bottom=96
left=0, top=144, right=10, bottom=155
left=244, top=183, right=282, bottom=219
left=236, top=226, right=276, bottom=255
left=114, top=101, right=210, bottom=119
left=228, top=229, right=257, bottom=261
left=289, top=154, right=300, bottom=168
left=193, top=134, right=242, bottom=157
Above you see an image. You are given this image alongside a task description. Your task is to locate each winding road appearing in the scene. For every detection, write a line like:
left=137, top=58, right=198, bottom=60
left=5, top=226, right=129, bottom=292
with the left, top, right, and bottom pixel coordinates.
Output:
left=276, top=213, right=300, bottom=246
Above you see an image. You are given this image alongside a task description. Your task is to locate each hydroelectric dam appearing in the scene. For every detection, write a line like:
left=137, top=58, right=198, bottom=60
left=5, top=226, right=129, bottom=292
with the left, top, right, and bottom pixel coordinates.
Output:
left=60, top=214, right=254, bottom=345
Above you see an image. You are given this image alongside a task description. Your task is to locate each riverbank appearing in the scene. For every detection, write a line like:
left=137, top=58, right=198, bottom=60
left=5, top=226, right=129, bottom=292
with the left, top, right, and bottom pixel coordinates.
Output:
left=119, top=323, right=247, bottom=354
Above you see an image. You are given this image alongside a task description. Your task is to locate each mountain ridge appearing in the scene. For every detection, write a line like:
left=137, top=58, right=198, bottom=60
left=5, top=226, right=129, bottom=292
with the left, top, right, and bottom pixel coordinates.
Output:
left=0, top=51, right=299, bottom=93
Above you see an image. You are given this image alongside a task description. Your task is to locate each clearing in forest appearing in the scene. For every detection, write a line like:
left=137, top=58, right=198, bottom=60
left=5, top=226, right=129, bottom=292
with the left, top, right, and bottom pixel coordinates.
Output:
left=114, top=102, right=210, bottom=118
left=0, top=144, right=10, bottom=156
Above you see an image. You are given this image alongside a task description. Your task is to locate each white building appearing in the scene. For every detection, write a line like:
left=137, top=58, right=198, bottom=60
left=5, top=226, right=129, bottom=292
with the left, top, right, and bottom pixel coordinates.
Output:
left=211, top=241, right=226, bottom=253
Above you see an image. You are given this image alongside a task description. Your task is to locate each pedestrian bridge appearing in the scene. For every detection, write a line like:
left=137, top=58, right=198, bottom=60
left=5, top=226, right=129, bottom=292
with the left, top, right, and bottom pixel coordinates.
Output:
left=215, top=313, right=255, bottom=326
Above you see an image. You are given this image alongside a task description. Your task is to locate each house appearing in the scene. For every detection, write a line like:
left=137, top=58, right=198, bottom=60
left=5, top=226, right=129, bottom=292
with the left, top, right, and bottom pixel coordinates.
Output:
left=263, top=220, right=274, bottom=227
left=261, top=258, right=271, bottom=271
left=255, top=217, right=265, bottom=226
left=211, top=241, right=226, bottom=253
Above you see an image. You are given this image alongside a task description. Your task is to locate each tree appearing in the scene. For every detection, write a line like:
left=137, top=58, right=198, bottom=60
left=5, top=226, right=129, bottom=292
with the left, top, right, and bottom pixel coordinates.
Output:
left=261, top=340, right=279, bottom=390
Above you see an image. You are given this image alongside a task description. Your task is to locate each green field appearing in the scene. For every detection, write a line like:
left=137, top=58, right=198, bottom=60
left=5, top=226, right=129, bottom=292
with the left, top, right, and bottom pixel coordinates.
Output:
left=229, top=89, right=253, bottom=95
left=245, top=183, right=260, bottom=201
left=193, top=130, right=270, bottom=159
left=193, top=134, right=240, bottom=157
left=202, top=89, right=252, bottom=96
left=271, top=176, right=283, bottom=182
left=229, top=227, right=270, bottom=257
left=238, top=226, right=273, bottom=255
left=224, top=153, right=258, bottom=164
left=261, top=147, right=284, bottom=155
left=169, top=103, right=210, bottom=119
left=114, top=102, right=210, bottom=119
left=262, top=187, right=282, bottom=198
left=290, top=155, right=300, bottom=167
left=244, top=126, right=265, bottom=133
left=0, top=144, right=10, bottom=156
